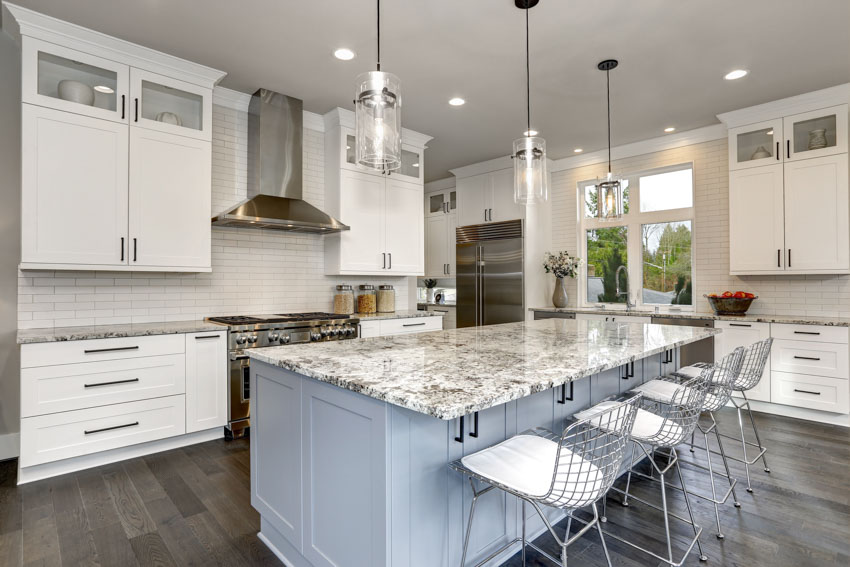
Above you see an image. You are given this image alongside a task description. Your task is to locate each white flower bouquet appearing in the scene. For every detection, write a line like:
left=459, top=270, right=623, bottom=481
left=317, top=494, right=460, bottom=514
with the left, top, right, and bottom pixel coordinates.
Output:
left=543, top=251, right=582, bottom=279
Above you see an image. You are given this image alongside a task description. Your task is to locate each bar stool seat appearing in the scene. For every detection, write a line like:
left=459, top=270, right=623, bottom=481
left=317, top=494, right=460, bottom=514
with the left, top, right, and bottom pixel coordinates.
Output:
left=575, top=401, right=684, bottom=445
left=631, top=379, right=724, bottom=411
left=461, top=434, right=604, bottom=508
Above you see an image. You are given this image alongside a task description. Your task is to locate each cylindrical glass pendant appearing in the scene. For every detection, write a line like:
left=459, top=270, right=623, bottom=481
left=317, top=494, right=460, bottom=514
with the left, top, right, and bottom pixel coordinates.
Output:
left=512, top=136, right=548, bottom=205
left=597, top=173, right=624, bottom=219
left=355, top=71, right=402, bottom=171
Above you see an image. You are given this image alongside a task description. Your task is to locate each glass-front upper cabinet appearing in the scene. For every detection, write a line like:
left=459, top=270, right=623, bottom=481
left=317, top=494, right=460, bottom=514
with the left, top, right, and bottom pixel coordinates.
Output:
left=23, top=37, right=130, bottom=123
left=784, top=105, right=848, bottom=162
left=130, top=68, right=212, bottom=141
left=395, top=145, right=423, bottom=181
left=425, top=189, right=457, bottom=217
left=728, top=119, right=783, bottom=171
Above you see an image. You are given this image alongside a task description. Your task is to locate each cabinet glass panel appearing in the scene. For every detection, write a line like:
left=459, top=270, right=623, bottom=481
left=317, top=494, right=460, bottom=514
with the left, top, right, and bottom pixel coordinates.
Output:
left=449, top=190, right=457, bottom=211
left=37, top=51, right=118, bottom=112
left=346, top=134, right=356, bottom=165
left=792, top=114, right=837, bottom=155
left=140, top=80, right=203, bottom=132
left=736, top=127, right=776, bottom=164
left=399, top=148, right=421, bottom=177
left=429, top=193, right=444, bottom=214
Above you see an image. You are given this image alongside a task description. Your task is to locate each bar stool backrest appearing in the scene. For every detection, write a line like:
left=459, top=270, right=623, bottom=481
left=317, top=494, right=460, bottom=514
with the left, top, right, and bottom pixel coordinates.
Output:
left=644, top=375, right=710, bottom=448
left=703, top=346, right=746, bottom=412
left=734, top=338, right=773, bottom=392
left=542, top=396, right=640, bottom=508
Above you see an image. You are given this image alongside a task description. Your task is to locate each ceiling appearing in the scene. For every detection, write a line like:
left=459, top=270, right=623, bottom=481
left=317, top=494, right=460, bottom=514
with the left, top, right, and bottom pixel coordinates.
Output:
left=9, top=0, right=850, bottom=181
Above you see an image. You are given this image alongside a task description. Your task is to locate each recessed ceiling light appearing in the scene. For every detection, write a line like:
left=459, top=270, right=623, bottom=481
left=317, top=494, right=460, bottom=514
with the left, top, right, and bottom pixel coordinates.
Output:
left=524, top=129, right=538, bottom=137
left=573, top=148, right=583, bottom=153
left=664, top=127, right=676, bottom=133
left=412, top=162, right=420, bottom=167
left=346, top=145, right=351, bottom=150
left=724, top=69, right=748, bottom=81
left=93, top=85, right=114, bottom=94
left=766, top=130, right=774, bottom=135
left=448, top=97, right=465, bottom=106
left=334, top=48, right=356, bottom=61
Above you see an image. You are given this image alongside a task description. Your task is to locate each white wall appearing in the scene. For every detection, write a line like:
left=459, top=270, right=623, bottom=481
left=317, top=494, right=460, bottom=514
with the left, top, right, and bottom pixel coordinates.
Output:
left=17, top=103, right=410, bottom=329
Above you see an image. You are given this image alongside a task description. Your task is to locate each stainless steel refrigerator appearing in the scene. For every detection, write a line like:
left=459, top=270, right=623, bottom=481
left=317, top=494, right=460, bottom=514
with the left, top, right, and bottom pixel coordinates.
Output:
left=456, top=220, right=524, bottom=328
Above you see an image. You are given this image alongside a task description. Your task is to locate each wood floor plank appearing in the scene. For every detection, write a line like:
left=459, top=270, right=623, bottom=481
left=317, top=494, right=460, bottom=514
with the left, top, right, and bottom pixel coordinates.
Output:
left=0, top=485, right=22, bottom=535
left=144, top=496, right=216, bottom=567
left=21, top=505, right=60, bottom=565
left=129, top=532, right=178, bottom=567
left=122, top=459, right=167, bottom=504
left=76, top=468, right=120, bottom=531
left=184, top=511, right=259, bottom=567
left=54, top=506, right=100, bottom=567
left=89, top=521, right=140, bottom=567
left=157, top=474, right=207, bottom=519
left=0, top=530, right=23, bottom=567
left=102, top=467, right=156, bottom=539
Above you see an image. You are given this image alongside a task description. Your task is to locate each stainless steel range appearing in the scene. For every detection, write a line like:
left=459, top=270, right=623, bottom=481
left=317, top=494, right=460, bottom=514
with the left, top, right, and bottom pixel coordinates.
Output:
left=206, top=312, right=360, bottom=438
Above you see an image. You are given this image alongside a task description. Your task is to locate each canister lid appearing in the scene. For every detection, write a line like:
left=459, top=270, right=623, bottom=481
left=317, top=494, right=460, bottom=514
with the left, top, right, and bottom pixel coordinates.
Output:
left=359, top=284, right=375, bottom=290
left=379, top=285, right=394, bottom=290
left=336, top=284, right=353, bottom=291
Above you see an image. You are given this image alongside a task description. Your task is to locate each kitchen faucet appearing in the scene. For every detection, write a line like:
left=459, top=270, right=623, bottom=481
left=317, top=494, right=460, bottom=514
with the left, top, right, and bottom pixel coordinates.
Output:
left=615, top=265, right=635, bottom=309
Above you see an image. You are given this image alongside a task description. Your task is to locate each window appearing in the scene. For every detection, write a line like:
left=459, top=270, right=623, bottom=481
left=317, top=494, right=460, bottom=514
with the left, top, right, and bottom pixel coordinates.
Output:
left=579, top=163, right=694, bottom=310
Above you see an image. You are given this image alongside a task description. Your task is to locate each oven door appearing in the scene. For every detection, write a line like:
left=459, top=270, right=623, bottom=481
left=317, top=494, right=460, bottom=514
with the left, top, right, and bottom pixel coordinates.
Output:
left=228, top=354, right=251, bottom=436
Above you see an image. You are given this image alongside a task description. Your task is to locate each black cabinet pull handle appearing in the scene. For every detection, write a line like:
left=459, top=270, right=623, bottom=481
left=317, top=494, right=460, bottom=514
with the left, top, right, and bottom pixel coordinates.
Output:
left=621, top=361, right=635, bottom=379
left=195, top=335, right=220, bottom=340
left=85, top=421, right=139, bottom=435
left=777, top=249, right=781, bottom=268
left=120, top=237, right=124, bottom=262
left=729, top=323, right=752, bottom=327
left=84, top=345, right=139, bottom=354
left=133, top=238, right=137, bottom=262
left=786, top=139, right=791, bottom=159
left=85, top=378, right=139, bottom=388
left=134, top=98, right=139, bottom=122
left=557, top=382, right=574, bottom=404
left=388, top=253, right=392, bottom=269
left=629, top=361, right=635, bottom=378
left=793, top=355, right=821, bottom=361
left=794, top=331, right=820, bottom=336
left=403, top=322, right=426, bottom=327
left=788, top=249, right=791, bottom=268
left=469, top=412, right=479, bottom=438
left=775, top=141, right=779, bottom=160
left=793, top=389, right=820, bottom=395
left=121, top=95, right=126, bottom=120
left=454, top=415, right=464, bottom=443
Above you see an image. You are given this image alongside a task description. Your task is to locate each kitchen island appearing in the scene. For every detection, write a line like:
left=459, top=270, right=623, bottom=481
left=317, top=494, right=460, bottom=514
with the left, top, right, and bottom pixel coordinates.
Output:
left=247, top=318, right=719, bottom=567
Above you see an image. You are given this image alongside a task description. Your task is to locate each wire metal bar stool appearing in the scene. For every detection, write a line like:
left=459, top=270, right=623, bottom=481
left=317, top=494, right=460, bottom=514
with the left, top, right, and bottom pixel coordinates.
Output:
left=575, top=374, right=712, bottom=566
left=449, top=395, right=641, bottom=567
left=633, top=346, right=746, bottom=539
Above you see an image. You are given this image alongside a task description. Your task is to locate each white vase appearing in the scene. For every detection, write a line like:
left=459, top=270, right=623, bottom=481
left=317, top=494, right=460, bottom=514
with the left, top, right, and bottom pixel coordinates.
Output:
left=426, top=288, right=435, bottom=303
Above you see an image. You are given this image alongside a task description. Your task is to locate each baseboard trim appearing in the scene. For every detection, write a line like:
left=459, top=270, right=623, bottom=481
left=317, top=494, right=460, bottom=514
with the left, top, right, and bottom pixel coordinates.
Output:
left=0, top=432, right=20, bottom=461
left=728, top=398, right=850, bottom=427
left=17, top=427, right=223, bottom=484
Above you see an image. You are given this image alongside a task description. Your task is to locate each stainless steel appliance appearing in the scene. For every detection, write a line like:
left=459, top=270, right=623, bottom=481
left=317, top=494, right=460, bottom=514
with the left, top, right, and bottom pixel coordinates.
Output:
left=651, top=316, right=715, bottom=366
left=206, top=312, right=360, bottom=438
left=456, top=220, right=524, bottom=328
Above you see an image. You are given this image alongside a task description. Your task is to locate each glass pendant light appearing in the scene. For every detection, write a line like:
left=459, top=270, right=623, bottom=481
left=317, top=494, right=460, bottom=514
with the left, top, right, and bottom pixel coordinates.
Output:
left=512, top=0, right=548, bottom=205
left=355, top=0, right=402, bottom=171
left=596, top=59, right=624, bottom=220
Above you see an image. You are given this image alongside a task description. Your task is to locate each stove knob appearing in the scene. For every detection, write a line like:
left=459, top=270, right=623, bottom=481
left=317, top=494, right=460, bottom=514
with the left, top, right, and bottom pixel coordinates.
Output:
left=310, top=330, right=322, bottom=342
left=345, top=324, right=355, bottom=336
left=247, top=335, right=258, bottom=344
left=268, top=332, right=280, bottom=342
left=281, top=335, right=291, bottom=345
left=330, top=326, right=341, bottom=337
left=235, top=334, right=248, bottom=345
left=320, top=326, right=330, bottom=338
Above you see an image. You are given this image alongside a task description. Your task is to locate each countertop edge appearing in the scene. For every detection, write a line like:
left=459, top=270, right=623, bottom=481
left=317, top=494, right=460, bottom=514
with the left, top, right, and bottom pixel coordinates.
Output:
left=529, top=307, right=850, bottom=327
left=17, top=321, right=228, bottom=344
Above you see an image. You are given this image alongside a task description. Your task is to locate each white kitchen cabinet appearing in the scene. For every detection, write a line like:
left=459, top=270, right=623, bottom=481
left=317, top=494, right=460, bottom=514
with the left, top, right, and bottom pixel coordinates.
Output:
left=729, top=164, right=785, bottom=273
left=185, top=331, right=227, bottom=433
left=21, top=104, right=129, bottom=266
left=575, top=313, right=652, bottom=324
left=425, top=211, right=457, bottom=277
left=337, top=127, right=424, bottom=183
left=426, top=305, right=456, bottom=329
left=129, top=127, right=212, bottom=269
left=714, top=320, right=771, bottom=402
left=728, top=119, right=784, bottom=171
left=783, top=154, right=849, bottom=272
left=456, top=169, right=525, bottom=227
left=784, top=105, right=848, bottom=162
left=358, top=316, right=443, bottom=338
left=385, top=177, right=424, bottom=274
left=130, top=67, right=212, bottom=142
left=425, top=188, right=457, bottom=217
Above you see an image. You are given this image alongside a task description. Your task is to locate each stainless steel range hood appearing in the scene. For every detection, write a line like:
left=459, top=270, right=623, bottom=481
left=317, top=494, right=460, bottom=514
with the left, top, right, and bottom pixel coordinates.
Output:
left=212, top=89, right=349, bottom=234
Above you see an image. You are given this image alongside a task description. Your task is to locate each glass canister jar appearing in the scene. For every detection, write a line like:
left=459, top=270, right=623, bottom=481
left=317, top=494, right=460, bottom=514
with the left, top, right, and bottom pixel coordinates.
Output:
left=333, top=284, right=354, bottom=314
left=357, top=284, right=377, bottom=314
left=377, top=284, right=395, bottom=313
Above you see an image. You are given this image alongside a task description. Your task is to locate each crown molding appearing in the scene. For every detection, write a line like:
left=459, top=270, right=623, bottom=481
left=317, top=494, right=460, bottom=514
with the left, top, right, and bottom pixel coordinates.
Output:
left=322, top=107, right=433, bottom=148
left=450, top=155, right=513, bottom=179
left=3, top=3, right=226, bottom=88
left=717, top=83, right=850, bottom=128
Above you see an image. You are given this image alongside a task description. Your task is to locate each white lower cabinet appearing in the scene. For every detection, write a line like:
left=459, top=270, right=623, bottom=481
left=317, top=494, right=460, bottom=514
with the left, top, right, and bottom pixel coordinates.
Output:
left=575, top=313, right=652, bottom=324
left=771, top=373, right=849, bottom=414
left=715, top=320, right=772, bottom=402
left=358, top=316, right=443, bottom=338
left=426, top=305, right=456, bottom=329
left=185, top=331, right=227, bottom=433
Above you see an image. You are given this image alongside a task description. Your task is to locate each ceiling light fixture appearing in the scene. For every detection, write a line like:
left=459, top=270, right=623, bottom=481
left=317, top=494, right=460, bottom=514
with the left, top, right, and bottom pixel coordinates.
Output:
left=412, top=162, right=420, bottom=167
left=93, top=85, right=114, bottom=94
left=574, top=148, right=583, bottom=153
left=449, top=97, right=465, bottom=106
left=354, top=0, right=401, bottom=171
left=596, top=59, right=624, bottom=220
left=512, top=0, right=548, bottom=206
left=766, top=130, right=774, bottom=135
left=334, top=48, right=356, bottom=61
left=664, top=127, right=676, bottom=133
left=724, top=69, right=748, bottom=80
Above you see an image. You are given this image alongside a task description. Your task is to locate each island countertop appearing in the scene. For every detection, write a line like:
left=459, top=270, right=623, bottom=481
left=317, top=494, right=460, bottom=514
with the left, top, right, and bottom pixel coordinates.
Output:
left=247, top=318, right=720, bottom=420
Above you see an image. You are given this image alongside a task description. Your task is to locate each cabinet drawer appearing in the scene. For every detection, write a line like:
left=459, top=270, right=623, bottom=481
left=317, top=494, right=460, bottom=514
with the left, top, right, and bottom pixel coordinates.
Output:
left=771, top=372, right=849, bottom=414
left=21, top=354, right=186, bottom=418
left=770, top=324, right=848, bottom=344
left=770, top=339, right=848, bottom=379
left=21, top=334, right=186, bottom=368
left=20, top=395, right=186, bottom=467
left=379, top=317, right=443, bottom=336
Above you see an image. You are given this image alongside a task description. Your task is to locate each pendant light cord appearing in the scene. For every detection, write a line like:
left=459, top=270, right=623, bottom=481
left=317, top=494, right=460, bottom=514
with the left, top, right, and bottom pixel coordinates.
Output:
left=525, top=4, right=531, bottom=134
left=376, top=0, right=381, bottom=71
left=606, top=68, right=611, bottom=174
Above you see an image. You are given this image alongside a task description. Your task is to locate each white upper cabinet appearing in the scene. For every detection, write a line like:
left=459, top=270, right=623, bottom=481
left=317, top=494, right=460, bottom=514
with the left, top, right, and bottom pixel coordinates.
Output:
left=385, top=177, right=424, bottom=274
left=456, top=169, right=525, bottom=227
left=8, top=4, right=225, bottom=272
left=424, top=209, right=457, bottom=278
left=425, top=188, right=457, bottom=217
left=339, top=128, right=424, bottom=183
left=784, top=106, right=848, bottom=162
left=728, top=119, right=783, bottom=171
left=489, top=168, right=525, bottom=222
left=729, top=164, right=785, bottom=273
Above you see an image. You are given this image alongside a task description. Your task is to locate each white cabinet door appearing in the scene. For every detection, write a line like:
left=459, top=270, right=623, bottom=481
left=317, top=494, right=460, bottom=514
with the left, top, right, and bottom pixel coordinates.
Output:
left=385, top=177, right=424, bottom=274
left=728, top=119, right=784, bottom=171
left=425, top=214, right=448, bottom=277
left=129, top=128, right=211, bottom=269
left=185, top=332, right=227, bottom=433
left=447, top=212, right=458, bottom=276
left=784, top=154, right=849, bottom=273
left=784, top=105, right=848, bottom=162
left=457, top=174, right=488, bottom=226
left=715, top=320, right=771, bottom=402
left=336, top=170, right=386, bottom=272
left=358, top=321, right=380, bottom=338
left=21, top=105, right=129, bottom=266
left=729, top=164, right=785, bottom=273
left=130, top=68, right=212, bottom=141
left=489, top=168, right=525, bottom=222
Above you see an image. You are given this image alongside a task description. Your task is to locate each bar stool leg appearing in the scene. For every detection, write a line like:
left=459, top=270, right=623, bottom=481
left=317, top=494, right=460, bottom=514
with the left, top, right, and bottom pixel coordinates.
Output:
left=702, top=428, right=724, bottom=539
left=521, top=500, right=527, bottom=566
left=592, top=502, right=613, bottom=567
left=711, top=412, right=741, bottom=508
left=742, top=392, right=770, bottom=473
left=659, top=469, right=674, bottom=565
left=621, top=442, right=639, bottom=507
left=460, top=479, right=478, bottom=567
left=736, top=402, right=754, bottom=493
left=673, top=449, right=708, bottom=562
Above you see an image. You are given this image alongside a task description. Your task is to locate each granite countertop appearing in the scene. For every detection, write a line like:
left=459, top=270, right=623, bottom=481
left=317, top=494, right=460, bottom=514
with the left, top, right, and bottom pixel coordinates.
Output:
left=248, top=318, right=720, bottom=420
left=417, top=301, right=457, bottom=307
left=17, top=320, right=227, bottom=344
left=530, top=307, right=850, bottom=327
left=356, top=309, right=444, bottom=321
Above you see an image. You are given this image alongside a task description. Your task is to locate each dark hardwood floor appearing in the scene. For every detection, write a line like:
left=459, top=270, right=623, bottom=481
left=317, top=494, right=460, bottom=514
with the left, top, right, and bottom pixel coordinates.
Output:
left=0, top=408, right=847, bottom=566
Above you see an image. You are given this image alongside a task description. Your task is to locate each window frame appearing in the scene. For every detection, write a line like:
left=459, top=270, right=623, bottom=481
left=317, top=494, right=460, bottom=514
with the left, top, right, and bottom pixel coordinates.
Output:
left=577, top=162, right=696, bottom=312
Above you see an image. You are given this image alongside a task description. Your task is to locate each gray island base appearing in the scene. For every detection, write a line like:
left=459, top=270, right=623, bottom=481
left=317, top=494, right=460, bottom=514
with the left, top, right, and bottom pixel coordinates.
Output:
left=247, top=319, right=719, bottom=567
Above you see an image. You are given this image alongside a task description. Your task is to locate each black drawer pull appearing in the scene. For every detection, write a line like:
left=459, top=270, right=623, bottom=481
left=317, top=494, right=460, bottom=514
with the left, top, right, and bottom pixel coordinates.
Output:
left=455, top=415, right=464, bottom=443
left=195, top=335, right=220, bottom=340
left=793, top=389, right=820, bottom=396
left=434, top=309, right=449, bottom=313
left=85, top=421, right=139, bottom=435
left=794, top=331, right=820, bottom=335
left=84, top=346, right=139, bottom=354
left=84, top=378, right=139, bottom=388
left=403, top=322, right=426, bottom=327
left=793, top=355, right=821, bottom=361
left=469, top=412, right=479, bottom=438
left=729, top=323, right=752, bottom=328
left=621, top=361, right=635, bottom=380
left=557, top=382, right=574, bottom=404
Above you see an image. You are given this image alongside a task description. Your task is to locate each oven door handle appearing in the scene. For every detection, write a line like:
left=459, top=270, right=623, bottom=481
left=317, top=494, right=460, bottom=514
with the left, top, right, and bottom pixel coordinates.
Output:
left=230, top=354, right=250, bottom=361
